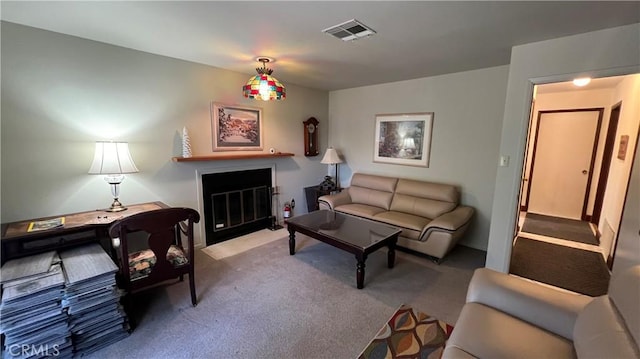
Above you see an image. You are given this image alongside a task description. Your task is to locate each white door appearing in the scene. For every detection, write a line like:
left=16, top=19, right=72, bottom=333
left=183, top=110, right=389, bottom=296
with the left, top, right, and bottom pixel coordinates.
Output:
left=528, top=111, right=599, bottom=219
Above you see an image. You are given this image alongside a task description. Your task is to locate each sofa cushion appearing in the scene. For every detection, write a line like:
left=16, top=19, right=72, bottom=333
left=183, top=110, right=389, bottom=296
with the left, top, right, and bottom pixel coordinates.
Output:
left=466, top=268, right=589, bottom=340
left=373, top=211, right=428, bottom=240
left=391, top=193, right=457, bottom=219
left=390, top=179, right=458, bottom=219
left=445, top=302, right=576, bottom=359
left=395, top=178, right=459, bottom=203
left=335, top=203, right=386, bottom=219
left=349, top=186, right=395, bottom=210
left=348, top=173, right=398, bottom=210
left=351, top=173, right=398, bottom=192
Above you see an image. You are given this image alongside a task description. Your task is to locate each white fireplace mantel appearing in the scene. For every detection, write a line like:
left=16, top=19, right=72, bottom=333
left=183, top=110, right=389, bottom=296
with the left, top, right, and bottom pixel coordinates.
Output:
left=173, top=153, right=293, bottom=162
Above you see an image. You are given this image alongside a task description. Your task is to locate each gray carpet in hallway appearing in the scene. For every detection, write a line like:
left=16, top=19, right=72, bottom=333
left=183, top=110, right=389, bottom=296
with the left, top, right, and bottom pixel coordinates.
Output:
left=521, top=213, right=598, bottom=245
left=510, top=237, right=610, bottom=296
left=85, top=234, right=485, bottom=358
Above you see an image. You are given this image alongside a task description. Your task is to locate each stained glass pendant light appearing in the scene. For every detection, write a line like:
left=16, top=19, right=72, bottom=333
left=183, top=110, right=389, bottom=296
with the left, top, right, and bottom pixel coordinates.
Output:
left=243, top=57, right=286, bottom=101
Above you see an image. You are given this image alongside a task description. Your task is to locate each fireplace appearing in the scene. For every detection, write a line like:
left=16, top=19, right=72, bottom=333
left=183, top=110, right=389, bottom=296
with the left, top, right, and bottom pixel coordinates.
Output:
left=201, top=168, right=274, bottom=246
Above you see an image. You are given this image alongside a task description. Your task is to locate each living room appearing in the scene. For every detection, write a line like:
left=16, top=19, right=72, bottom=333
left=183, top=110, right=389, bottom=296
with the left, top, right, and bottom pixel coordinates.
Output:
left=1, top=2, right=639, bottom=358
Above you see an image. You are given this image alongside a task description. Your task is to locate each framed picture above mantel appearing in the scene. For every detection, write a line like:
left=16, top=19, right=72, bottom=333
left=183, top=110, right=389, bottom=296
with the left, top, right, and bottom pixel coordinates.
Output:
left=211, top=102, right=263, bottom=151
left=373, top=112, right=433, bottom=167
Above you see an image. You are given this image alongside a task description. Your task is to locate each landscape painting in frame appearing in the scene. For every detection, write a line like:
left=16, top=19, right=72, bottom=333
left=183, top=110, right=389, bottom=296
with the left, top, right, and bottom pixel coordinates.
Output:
left=211, top=103, right=263, bottom=151
left=374, top=113, right=433, bottom=167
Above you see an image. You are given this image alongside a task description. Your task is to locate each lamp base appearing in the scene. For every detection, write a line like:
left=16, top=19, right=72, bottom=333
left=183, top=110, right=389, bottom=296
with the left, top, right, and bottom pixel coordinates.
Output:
left=106, top=198, right=128, bottom=212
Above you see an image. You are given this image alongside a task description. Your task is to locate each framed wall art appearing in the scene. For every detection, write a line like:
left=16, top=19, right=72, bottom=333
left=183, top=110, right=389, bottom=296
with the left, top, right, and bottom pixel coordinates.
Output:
left=211, top=102, right=263, bottom=151
left=373, top=112, right=434, bottom=167
left=617, top=135, right=629, bottom=160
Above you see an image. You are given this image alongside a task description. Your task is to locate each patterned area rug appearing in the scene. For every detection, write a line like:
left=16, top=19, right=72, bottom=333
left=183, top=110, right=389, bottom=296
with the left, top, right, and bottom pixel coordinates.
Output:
left=358, top=304, right=453, bottom=359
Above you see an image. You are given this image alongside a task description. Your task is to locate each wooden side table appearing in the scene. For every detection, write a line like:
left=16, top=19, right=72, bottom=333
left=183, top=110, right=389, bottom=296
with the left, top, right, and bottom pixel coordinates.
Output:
left=304, top=186, right=342, bottom=212
left=1, top=201, right=168, bottom=264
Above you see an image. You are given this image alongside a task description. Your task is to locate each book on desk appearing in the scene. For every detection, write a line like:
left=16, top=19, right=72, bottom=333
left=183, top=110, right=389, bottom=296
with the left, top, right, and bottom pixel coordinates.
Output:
left=27, top=217, right=65, bottom=232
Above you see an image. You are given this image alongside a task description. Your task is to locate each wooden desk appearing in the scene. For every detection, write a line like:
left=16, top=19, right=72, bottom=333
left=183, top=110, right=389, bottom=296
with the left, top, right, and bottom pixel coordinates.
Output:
left=1, top=202, right=168, bottom=264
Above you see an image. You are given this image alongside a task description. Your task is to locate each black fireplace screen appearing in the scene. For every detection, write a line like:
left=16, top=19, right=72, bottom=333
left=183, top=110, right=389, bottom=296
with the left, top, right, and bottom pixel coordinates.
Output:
left=211, top=186, right=270, bottom=232
left=202, top=168, right=273, bottom=246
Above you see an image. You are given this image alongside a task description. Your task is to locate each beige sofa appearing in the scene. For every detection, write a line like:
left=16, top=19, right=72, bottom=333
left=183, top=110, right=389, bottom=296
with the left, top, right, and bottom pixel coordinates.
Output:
left=317, top=173, right=474, bottom=262
left=443, top=266, right=640, bottom=359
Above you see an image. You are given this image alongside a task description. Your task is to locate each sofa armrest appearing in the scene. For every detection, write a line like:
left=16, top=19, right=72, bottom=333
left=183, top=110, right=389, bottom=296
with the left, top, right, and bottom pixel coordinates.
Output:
left=318, top=190, right=352, bottom=210
left=467, top=268, right=592, bottom=340
left=419, top=206, right=474, bottom=240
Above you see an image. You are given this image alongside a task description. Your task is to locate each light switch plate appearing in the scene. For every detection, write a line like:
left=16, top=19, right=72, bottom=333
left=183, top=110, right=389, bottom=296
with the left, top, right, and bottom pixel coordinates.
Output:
left=500, top=155, right=510, bottom=167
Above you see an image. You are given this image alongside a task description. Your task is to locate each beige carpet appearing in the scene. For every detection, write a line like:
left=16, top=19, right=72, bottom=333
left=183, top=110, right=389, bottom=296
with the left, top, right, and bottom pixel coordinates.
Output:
left=201, top=228, right=287, bottom=260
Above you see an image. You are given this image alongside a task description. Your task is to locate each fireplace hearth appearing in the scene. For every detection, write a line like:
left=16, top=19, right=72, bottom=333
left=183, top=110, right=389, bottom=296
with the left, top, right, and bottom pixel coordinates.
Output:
left=202, top=168, right=273, bottom=246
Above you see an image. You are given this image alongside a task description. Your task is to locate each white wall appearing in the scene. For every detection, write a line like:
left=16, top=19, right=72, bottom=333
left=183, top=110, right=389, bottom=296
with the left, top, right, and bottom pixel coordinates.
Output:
left=328, top=65, right=509, bottom=251
left=600, top=75, right=640, bottom=263
left=614, top=129, right=640, bottom=275
left=487, top=23, right=640, bottom=272
left=1, top=22, right=329, bottom=247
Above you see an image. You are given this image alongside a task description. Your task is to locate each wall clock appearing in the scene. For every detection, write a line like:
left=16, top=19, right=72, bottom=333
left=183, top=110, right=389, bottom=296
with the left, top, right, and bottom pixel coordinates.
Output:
left=303, top=117, right=319, bottom=157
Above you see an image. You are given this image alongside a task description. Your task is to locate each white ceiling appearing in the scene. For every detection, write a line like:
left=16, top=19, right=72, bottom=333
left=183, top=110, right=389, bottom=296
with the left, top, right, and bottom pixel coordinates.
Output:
left=1, top=1, right=638, bottom=91
left=536, top=76, right=626, bottom=95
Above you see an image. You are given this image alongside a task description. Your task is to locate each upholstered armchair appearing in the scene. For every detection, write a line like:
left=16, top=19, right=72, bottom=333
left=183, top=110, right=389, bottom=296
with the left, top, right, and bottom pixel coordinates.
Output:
left=443, top=266, right=640, bottom=358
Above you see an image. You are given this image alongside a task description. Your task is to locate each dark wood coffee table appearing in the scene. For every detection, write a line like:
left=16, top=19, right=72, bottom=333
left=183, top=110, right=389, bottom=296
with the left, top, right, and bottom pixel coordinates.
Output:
left=286, top=210, right=402, bottom=289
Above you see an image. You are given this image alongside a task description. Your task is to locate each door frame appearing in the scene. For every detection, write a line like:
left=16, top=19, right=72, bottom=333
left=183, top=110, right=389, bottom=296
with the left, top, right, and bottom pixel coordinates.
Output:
left=524, top=108, right=604, bottom=220
left=591, top=102, right=622, bottom=225
left=608, top=124, right=640, bottom=268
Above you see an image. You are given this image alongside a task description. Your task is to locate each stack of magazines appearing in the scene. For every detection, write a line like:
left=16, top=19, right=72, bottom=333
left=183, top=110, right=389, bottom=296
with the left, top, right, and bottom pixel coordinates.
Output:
left=0, top=252, right=73, bottom=358
left=0, top=244, right=131, bottom=357
left=59, top=244, right=130, bottom=356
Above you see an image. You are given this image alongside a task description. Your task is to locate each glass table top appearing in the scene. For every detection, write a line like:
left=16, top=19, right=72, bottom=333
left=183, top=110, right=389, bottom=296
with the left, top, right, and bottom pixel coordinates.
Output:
left=286, top=210, right=401, bottom=249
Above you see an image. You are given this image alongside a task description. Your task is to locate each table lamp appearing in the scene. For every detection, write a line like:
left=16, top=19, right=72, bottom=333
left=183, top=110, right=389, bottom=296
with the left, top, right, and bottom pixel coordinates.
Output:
left=320, top=147, right=343, bottom=190
left=88, top=141, right=139, bottom=212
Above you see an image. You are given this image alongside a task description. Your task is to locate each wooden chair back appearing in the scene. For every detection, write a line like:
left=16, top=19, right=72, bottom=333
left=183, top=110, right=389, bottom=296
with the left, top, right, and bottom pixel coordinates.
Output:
left=108, top=207, right=200, bottom=309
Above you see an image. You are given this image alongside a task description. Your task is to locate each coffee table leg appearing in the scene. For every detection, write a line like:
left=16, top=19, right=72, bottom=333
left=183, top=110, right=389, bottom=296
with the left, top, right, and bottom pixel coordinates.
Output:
left=388, top=239, right=397, bottom=268
left=288, top=228, right=296, bottom=255
left=356, top=254, right=367, bottom=289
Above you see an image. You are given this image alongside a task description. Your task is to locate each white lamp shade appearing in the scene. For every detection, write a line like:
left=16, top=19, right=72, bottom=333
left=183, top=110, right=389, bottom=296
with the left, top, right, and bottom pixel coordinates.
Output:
left=320, top=148, right=343, bottom=164
left=88, top=141, right=139, bottom=174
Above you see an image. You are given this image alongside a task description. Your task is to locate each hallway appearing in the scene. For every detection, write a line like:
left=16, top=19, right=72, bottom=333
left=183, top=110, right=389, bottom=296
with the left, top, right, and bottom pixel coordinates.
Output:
left=517, top=212, right=604, bottom=253
left=508, top=74, right=640, bottom=296
left=509, top=212, right=610, bottom=296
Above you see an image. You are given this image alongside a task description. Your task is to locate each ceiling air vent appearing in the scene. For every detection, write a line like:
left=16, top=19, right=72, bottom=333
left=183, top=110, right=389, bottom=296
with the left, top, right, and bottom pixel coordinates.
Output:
left=322, top=19, right=376, bottom=42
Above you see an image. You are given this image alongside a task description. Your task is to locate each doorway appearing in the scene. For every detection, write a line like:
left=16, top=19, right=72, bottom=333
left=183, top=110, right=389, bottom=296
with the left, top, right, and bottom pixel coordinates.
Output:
left=525, top=109, right=602, bottom=220
left=510, top=74, right=639, bottom=295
